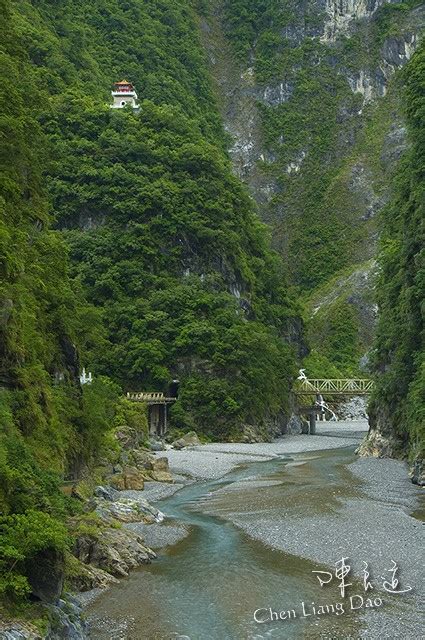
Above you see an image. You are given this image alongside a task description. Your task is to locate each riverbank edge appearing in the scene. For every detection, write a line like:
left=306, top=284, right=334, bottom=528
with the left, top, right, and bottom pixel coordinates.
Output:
left=77, top=422, right=368, bottom=611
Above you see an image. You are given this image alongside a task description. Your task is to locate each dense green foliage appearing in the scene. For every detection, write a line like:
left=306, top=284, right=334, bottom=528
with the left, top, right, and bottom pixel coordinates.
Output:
left=0, top=510, right=68, bottom=599
left=369, top=42, right=425, bottom=458
left=1, top=0, right=300, bottom=610
left=306, top=300, right=362, bottom=376
left=47, top=101, right=297, bottom=436
left=16, top=0, right=299, bottom=436
left=1, top=0, right=421, bottom=618
left=0, top=0, right=301, bottom=610
left=0, top=0, right=125, bottom=609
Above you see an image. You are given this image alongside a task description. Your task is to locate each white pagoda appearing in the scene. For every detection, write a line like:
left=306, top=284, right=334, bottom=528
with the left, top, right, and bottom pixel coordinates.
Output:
left=111, top=80, right=139, bottom=110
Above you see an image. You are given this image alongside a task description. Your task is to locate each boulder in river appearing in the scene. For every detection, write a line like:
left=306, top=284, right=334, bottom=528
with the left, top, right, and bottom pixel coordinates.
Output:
left=172, top=431, right=201, bottom=449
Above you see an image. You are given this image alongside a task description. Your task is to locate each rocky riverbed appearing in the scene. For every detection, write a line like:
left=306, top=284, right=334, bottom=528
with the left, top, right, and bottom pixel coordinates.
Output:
left=86, top=420, right=424, bottom=639
left=4, top=422, right=421, bottom=639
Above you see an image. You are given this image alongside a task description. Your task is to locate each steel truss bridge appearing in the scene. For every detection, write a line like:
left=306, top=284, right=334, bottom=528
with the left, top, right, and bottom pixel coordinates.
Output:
left=294, top=378, right=374, bottom=396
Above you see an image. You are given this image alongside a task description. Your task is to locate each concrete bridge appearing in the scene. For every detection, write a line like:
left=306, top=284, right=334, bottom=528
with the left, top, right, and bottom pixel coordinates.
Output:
left=127, top=391, right=177, bottom=437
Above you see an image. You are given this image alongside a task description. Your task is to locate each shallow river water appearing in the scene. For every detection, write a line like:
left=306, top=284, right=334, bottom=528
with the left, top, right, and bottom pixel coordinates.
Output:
left=86, top=447, right=416, bottom=639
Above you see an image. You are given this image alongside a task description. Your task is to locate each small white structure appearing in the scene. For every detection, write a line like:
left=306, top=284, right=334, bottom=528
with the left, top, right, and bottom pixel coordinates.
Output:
left=80, top=368, right=93, bottom=385
left=110, top=80, right=139, bottom=110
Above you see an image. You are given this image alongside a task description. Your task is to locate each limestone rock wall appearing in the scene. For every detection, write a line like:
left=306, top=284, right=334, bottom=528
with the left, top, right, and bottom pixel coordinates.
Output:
left=202, top=0, right=424, bottom=371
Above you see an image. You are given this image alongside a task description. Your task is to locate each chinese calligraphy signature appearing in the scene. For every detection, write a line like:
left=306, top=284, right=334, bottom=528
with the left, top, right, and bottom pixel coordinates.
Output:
left=312, top=558, right=412, bottom=597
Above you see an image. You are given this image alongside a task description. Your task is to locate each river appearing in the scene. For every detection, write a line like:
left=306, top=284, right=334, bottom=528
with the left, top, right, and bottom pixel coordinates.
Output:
left=87, top=423, right=424, bottom=639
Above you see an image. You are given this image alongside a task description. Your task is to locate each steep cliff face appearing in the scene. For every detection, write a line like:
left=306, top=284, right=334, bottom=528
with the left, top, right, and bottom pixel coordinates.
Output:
left=359, top=43, right=424, bottom=477
left=201, top=0, right=424, bottom=375
left=6, top=0, right=302, bottom=439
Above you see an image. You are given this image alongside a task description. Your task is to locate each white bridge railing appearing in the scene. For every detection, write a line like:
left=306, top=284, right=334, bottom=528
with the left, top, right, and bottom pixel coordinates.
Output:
left=127, top=392, right=176, bottom=404
left=295, top=378, right=374, bottom=396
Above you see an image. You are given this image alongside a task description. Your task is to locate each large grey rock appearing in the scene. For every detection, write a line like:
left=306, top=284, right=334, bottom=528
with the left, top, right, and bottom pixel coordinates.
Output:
left=95, top=496, right=163, bottom=524
left=0, top=598, right=87, bottom=640
left=172, top=431, right=201, bottom=449
left=410, top=459, right=425, bottom=487
left=46, top=596, right=87, bottom=640
left=66, top=558, right=119, bottom=592
left=356, top=429, right=399, bottom=458
left=73, top=528, right=156, bottom=578
left=0, top=624, right=41, bottom=640
left=285, top=414, right=304, bottom=435
left=149, top=440, right=164, bottom=452
left=94, top=485, right=119, bottom=501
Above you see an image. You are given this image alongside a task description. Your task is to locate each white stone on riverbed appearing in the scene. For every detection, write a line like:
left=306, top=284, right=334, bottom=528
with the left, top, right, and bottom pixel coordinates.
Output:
left=125, top=521, right=190, bottom=550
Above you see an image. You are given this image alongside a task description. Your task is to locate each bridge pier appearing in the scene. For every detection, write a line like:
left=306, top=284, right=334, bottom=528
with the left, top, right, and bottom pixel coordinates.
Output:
left=296, top=406, right=317, bottom=434
left=309, top=412, right=316, bottom=435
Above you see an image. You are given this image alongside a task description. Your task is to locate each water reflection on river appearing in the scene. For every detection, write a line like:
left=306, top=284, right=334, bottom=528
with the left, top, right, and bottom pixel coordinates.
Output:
left=87, top=448, right=366, bottom=639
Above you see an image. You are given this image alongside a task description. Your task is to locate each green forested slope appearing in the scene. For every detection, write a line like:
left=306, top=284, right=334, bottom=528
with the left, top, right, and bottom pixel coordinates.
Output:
left=1, top=0, right=422, bottom=618
left=366, top=42, right=424, bottom=466
left=1, top=0, right=302, bottom=441
left=28, top=0, right=300, bottom=437
left=0, top=0, right=300, bottom=609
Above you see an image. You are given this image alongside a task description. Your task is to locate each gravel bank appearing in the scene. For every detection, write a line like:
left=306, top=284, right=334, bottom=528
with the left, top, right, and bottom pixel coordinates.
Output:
left=165, top=420, right=366, bottom=479
left=86, top=422, right=423, bottom=638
